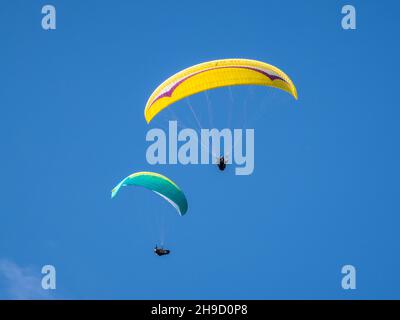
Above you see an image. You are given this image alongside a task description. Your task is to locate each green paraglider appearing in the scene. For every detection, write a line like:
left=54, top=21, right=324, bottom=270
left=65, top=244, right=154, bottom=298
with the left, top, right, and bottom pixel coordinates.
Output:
left=111, top=171, right=188, bottom=215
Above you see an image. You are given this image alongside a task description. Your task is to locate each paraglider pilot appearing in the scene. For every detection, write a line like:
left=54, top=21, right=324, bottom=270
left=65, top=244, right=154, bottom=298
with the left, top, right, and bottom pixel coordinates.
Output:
left=154, top=246, right=170, bottom=256
left=217, top=156, right=227, bottom=171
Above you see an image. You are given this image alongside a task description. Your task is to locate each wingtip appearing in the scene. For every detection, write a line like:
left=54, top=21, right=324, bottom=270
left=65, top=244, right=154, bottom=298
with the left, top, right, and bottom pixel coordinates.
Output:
left=292, top=87, right=298, bottom=100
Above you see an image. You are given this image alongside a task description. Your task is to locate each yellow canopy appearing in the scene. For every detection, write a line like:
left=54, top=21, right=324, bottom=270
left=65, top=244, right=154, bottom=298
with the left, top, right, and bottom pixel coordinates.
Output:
left=144, top=58, right=297, bottom=123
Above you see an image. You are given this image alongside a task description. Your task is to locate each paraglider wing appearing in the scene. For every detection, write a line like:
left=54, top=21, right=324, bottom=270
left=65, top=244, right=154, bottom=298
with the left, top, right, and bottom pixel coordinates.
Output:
left=111, top=171, right=188, bottom=215
left=144, top=58, right=298, bottom=123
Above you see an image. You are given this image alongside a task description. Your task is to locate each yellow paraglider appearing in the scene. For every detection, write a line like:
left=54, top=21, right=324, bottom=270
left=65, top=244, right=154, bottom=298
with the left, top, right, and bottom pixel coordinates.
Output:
left=144, top=58, right=298, bottom=123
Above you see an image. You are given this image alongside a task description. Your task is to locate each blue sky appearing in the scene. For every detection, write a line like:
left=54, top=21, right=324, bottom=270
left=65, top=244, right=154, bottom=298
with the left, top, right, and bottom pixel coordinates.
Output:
left=1, top=0, right=400, bottom=299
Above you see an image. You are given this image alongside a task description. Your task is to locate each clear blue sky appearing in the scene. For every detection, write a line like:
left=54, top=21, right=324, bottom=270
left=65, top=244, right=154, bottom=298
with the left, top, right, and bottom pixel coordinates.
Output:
left=1, top=0, right=399, bottom=299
